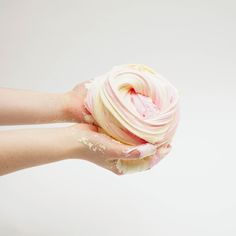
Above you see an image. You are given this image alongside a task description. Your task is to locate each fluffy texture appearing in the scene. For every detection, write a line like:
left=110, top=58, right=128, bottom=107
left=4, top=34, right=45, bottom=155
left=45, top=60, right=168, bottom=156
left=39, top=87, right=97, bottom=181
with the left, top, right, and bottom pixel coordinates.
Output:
left=84, top=64, right=180, bottom=174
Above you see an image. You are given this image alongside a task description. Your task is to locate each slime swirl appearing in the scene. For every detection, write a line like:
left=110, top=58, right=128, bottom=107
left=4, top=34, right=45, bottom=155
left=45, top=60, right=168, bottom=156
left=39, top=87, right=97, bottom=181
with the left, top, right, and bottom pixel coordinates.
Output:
left=85, top=64, right=180, bottom=174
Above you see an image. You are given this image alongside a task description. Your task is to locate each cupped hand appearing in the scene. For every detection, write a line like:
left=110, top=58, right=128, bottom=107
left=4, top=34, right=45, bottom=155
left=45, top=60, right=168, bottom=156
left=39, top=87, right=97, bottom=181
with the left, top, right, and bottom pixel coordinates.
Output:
left=64, top=81, right=95, bottom=124
left=68, top=123, right=161, bottom=175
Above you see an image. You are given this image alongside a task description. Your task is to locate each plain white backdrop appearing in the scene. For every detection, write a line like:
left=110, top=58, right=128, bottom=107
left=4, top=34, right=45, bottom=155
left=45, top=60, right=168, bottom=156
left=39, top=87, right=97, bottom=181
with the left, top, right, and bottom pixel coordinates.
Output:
left=0, top=0, right=235, bottom=235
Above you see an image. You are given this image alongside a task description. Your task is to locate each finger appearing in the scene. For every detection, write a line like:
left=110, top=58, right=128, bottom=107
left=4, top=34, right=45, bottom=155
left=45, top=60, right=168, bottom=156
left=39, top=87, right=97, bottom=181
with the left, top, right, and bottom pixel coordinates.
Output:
left=103, top=139, right=157, bottom=160
left=147, top=154, right=161, bottom=169
left=86, top=127, right=157, bottom=159
left=115, top=153, right=161, bottom=175
left=117, top=143, right=157, bottom=160
left=108, top=162, right=124, bottom=176
left=115, top=156, right=151, bottom=174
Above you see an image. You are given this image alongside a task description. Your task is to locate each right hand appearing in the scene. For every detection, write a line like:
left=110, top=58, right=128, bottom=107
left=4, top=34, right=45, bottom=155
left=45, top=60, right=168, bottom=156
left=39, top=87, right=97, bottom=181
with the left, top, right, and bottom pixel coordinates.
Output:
left=68, top=124, right=160, bottom=175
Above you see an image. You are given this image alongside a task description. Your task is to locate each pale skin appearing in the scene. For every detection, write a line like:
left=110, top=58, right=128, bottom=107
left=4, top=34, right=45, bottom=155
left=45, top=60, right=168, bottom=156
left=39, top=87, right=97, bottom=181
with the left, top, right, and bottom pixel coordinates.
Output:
left=0, top=83, right=160, bottom=176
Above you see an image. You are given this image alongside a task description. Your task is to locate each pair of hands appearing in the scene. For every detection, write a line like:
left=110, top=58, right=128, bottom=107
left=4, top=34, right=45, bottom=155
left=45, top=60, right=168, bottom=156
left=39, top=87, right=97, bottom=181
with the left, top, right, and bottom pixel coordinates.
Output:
left=63, top=82, right=164, bottom=175
left=0, top=82, right=166, bottom=175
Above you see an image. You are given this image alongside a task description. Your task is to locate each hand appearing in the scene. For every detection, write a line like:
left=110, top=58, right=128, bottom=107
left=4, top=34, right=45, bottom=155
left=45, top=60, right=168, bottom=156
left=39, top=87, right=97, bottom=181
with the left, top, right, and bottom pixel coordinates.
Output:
left=68, top=124, right=160, bottom=175
left=0, top=120, right=160, bottom=176
left=0, top=85, right=94, bottom=125
left=64, top=81, right=95, bottom=124
left=0, top=87, right=166, bottom=176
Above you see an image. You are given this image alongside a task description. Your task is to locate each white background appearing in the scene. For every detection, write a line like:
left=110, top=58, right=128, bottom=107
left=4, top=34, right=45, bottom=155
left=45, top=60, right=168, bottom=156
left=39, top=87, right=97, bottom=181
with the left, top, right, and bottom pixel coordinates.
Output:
left=0, top=0, right=236, bottom=235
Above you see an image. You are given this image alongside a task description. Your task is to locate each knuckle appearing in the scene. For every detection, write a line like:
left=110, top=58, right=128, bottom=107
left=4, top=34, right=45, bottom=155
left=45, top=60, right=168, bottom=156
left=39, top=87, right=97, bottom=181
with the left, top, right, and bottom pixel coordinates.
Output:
left=112, top=167, right=124, bottom=176
left=114, top=171, right=124, bottom=176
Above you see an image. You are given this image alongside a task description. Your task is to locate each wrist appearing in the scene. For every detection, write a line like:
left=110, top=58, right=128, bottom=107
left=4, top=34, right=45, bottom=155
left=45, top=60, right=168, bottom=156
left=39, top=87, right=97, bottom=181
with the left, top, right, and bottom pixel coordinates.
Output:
left=40, top=92, right=71, bottom=123
left=56, top=92, right=72, bottom=122
left=60, top=126, right=83, bottom=160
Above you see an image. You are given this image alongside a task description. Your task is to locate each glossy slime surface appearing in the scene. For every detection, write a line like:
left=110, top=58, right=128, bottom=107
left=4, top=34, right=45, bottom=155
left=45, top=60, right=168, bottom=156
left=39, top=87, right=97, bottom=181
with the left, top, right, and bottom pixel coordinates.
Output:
left=84, top=64, right=180, bottom=174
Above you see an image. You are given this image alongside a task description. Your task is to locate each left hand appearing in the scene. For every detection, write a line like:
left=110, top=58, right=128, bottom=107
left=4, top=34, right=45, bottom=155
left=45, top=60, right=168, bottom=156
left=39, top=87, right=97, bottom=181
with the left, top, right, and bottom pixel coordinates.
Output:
left=64, top=81, right=95, bottom=124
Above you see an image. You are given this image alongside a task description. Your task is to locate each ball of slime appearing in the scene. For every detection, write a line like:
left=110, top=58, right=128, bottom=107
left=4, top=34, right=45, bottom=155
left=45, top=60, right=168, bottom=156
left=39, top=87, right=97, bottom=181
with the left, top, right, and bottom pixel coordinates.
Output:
left=84, top=64, right=180, bottom=174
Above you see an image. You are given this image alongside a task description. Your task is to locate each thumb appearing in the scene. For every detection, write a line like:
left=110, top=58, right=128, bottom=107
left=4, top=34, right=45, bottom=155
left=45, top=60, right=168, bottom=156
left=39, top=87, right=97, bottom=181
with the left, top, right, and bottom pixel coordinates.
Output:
left=119, top=143, right=157, bottom=160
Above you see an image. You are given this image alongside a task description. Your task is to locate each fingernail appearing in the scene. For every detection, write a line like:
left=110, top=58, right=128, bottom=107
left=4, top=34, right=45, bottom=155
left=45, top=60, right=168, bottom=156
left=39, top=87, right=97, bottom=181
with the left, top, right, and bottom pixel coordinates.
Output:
left=149, top=154, right=161, bottom=168
left=136, top=143, right=157, bottom=158
left=123, top=143, right=157, bottom=158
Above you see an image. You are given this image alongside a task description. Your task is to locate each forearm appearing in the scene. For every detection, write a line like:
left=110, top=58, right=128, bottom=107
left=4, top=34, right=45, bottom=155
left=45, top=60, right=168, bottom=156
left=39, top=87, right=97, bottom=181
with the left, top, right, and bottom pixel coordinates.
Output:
left=0, top=88, right=68, bottom=125
left=0, top=127, right=78, bottom=175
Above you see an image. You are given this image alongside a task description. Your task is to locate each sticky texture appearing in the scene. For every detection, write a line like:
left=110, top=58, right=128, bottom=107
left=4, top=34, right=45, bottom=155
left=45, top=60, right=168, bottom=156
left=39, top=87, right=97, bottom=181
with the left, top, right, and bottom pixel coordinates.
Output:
left=84, top=64, right=180, bottom=173
left=77, top=137, right=106, bottom=153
